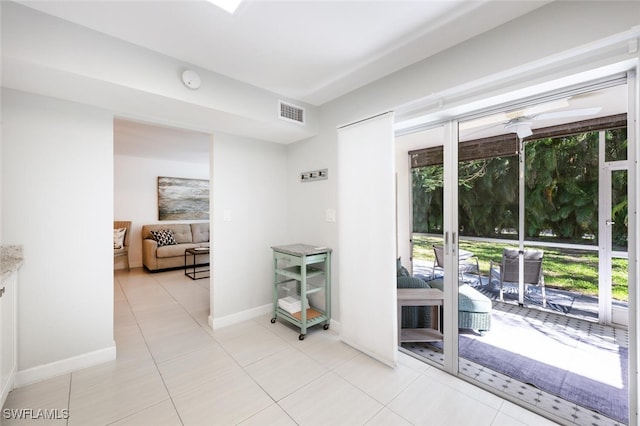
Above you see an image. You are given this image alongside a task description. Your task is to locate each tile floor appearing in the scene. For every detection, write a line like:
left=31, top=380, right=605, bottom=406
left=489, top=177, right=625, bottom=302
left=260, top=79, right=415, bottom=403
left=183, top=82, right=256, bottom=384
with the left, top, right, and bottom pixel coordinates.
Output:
left=3, top=268, right=560, bottom=425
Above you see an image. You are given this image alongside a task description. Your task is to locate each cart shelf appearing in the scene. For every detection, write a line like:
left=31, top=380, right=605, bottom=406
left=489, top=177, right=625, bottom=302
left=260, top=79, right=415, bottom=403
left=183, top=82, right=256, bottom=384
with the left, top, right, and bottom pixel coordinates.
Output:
left=271, top=244, right=332, bottom=340
left=275, top=265, right=324, bottom=281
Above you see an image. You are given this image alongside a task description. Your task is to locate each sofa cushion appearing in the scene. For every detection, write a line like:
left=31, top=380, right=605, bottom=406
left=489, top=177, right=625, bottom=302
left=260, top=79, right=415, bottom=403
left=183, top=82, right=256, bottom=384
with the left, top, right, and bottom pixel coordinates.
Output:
left=191, top=223, right=209, bottom=243
left=157, top=243, right=199, bottom=258
left=150, top=229, right=177, bottom=247
left=428, top=278, right=492, bottom=313
left=169, top=224, right=194, bottom=243
left=143, top=224, right=193, bottom=244
left=458, top=284, right=493, bottom=313
left=397, top=276, right=430, bottom=289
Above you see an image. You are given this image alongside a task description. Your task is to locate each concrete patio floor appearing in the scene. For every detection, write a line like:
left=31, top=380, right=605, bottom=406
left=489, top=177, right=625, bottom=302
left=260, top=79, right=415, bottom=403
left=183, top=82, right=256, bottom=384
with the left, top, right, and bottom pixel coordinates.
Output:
left=412, top=259, right=628, bottom=322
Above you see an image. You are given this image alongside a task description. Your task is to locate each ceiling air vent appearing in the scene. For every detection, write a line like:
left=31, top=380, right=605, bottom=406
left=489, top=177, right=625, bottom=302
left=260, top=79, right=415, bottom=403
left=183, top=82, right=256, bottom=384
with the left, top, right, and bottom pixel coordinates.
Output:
left=278, top=100, right=305, bottom=125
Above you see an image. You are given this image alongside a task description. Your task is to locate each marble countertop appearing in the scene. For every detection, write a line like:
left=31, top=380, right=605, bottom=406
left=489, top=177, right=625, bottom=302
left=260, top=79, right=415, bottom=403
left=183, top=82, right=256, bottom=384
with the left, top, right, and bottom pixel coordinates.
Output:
left=271, top=244, right=332, bottom=256
left=1, top=245, right=24, bottom=283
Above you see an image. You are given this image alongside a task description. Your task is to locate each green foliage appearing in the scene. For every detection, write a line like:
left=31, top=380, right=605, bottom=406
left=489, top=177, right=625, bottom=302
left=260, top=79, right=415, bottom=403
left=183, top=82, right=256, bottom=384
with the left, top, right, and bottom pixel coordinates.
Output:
left=412, top=166, right=444, bottom=233
left=412, top=129, right=628, bottom=247
left=412, top=157, right=520, bottom=237
left=524, top=133, right=599, bottom=241
left=412, top=236, right=629, bottom=301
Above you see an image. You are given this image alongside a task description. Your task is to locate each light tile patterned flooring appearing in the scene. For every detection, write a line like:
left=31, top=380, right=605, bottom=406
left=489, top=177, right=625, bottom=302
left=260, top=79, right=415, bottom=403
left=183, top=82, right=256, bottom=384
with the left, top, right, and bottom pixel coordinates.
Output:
left=3, top=268, right=559, bottom=426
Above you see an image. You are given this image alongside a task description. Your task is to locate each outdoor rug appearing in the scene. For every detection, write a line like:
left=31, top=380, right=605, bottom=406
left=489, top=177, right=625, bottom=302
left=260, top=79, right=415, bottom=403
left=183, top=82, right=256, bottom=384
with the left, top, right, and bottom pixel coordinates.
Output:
left=406, top=303, right=629, bottom=424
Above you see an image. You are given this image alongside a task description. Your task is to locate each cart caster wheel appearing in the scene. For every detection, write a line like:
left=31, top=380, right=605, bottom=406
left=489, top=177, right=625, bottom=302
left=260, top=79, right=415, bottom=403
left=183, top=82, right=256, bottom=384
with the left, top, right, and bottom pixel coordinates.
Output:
left=299, top=334, right=305, bottom=341
left=323, top=324, right=330, bottom=330
left=270, top=317, right=276, bottom=324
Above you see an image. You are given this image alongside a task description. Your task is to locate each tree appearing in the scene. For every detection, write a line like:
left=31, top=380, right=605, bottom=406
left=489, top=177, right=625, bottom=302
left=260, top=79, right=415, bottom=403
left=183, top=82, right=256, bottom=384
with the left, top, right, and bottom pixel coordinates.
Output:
left=412, top=157, right=519, bottom=236
left=412, top=128, right=628, bottom=246
left=524, top=133, right=598, bottom=242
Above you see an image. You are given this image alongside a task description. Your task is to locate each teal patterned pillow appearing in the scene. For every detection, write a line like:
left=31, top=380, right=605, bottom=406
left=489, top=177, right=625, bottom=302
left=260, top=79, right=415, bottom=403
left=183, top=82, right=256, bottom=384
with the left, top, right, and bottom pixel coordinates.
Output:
left=150, top=229, right=177, bottom=247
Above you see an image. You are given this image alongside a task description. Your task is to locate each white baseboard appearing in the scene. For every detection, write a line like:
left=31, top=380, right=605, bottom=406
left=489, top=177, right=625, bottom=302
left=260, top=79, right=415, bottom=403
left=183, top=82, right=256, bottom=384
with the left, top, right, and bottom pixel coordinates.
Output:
left=209, top=306, right=341, bottom=335
left=329, top=318, right=341, bottom=334
left=339, top=336, right=397, bottom=368
left=210, top=303, right=272, bottom=329
left=14, top=342, right=116, bottom=388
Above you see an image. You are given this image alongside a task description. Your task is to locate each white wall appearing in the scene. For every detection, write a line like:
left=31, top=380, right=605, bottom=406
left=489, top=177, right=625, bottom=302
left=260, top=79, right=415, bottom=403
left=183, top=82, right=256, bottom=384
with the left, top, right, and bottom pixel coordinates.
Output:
left=113, top=155, right=209, bottom=269
left=1, top=89, right=115, bottom=381
left=211, top=132, right=289, bottom=326
left=285, top=1, right=640, bottom=326
left=0, top=1, right=319, bottom=145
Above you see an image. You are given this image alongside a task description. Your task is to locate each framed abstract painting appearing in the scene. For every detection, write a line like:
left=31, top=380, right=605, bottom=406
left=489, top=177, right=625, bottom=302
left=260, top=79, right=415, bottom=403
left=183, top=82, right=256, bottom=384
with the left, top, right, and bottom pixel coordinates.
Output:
left=158, top=176, right=209, bottom=220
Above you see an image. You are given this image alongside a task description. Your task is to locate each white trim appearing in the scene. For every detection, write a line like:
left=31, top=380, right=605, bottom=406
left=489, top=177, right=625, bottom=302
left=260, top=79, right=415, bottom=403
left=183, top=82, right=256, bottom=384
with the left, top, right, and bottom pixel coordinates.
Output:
left=337, top=111, right=393, bottom=130
left=442, top=120, right=459, bottom=373
left=208, top=306, right=341, bottom=334
left=395, top=24, right=640, bottom=133
left=599, top=131, right=613, bottom=325
left=210, top=303, right=271, bottom=329
left=14, top=343, right=116, bottom=388
left=625, top=66, right=639, bottom=426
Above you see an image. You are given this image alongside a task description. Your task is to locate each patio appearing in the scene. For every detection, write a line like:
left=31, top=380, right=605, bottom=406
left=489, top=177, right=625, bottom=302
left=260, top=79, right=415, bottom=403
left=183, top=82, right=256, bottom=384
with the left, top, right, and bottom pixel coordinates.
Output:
left=408, top=259, right=629, bottom=425
left=412, top=259, right=628, bottom=322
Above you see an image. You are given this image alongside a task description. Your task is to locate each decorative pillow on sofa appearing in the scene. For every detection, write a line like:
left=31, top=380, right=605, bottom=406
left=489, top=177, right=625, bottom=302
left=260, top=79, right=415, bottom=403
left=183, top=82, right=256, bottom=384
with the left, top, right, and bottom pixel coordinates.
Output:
left=150, top=229, right=177, bottom=247
left=114, top=227, right=126, bottom=249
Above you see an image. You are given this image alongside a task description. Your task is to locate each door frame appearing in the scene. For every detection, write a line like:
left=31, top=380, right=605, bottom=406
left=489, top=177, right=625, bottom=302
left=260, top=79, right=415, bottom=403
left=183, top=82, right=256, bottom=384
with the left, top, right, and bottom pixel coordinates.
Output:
left=599, top=146, right=629, bottom=326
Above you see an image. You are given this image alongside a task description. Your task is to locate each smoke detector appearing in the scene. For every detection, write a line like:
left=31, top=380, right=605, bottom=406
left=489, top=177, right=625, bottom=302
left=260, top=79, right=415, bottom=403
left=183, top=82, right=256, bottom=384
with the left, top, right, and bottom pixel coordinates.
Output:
left=181, top=70, right=201, bottom=90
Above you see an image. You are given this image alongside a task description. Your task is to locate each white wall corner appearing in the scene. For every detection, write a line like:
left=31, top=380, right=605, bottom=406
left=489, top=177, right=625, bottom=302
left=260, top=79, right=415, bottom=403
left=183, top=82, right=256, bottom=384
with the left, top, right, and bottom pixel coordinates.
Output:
left=14, top=343, right=116, bottom=388
left=328, top=318, right=341, bottom=334
left=210, top=303, right=272, bottom=329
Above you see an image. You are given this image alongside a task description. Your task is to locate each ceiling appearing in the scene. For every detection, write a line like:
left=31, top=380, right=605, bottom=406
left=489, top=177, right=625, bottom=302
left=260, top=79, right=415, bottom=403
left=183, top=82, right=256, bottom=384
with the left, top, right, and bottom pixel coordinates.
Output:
left=457, top=83, right=628, bottom=141
left=17, top=0, right=551, bottom=106
left=14, top=1, right=627, bottom=162
left=114, top=118, right=212, bottom=164
left=397, top=82, right=628, bottom=151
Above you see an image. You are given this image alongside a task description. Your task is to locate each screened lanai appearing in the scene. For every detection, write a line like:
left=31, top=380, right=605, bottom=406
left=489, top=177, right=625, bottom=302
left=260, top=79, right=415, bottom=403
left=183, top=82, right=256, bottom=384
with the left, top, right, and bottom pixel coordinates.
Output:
left=396, top=79, right=632, bottom=425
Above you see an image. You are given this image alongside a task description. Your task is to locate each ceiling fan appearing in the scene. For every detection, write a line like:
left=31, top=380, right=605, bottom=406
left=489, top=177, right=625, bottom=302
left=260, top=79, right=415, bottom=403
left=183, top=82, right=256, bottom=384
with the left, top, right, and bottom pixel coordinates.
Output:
left=460, top=98, right=602, bottom=139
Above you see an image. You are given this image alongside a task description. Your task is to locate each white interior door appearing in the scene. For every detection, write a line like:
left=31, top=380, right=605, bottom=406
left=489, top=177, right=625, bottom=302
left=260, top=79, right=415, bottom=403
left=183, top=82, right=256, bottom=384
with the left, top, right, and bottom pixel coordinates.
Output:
left=337, top=112, right=398, bottom=366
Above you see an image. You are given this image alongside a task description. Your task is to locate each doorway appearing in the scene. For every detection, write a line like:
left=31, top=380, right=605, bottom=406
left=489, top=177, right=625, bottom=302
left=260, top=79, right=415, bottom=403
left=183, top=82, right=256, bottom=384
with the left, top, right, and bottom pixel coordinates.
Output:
left=113, top=117, right=213, bottom=326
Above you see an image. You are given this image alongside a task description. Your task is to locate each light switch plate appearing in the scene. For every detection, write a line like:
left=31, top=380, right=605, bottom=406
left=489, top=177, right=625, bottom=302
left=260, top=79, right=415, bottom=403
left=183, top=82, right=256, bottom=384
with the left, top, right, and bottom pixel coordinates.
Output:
left=326, top=209, right=336, bottom=222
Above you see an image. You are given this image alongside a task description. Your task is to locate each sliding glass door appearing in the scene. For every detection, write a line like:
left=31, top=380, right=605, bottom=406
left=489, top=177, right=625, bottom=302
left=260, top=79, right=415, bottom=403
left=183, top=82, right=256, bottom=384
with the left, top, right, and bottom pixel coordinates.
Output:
left=398, top=67, right=637, bottom=425
left=399, top=123, right=458, bottom=368
left=600, top=129, right=629, bottom=326
left=451, top=81, right=631, bottom=424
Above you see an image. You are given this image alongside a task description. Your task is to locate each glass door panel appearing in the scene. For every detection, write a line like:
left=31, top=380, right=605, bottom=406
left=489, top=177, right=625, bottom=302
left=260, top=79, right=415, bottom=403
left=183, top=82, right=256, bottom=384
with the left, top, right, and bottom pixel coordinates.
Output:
left=400, top=125, right=447, bottom=366
left=610, top=168, right=628, bottom=326
left=600, top=127, right=628, bottom=326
